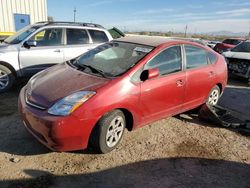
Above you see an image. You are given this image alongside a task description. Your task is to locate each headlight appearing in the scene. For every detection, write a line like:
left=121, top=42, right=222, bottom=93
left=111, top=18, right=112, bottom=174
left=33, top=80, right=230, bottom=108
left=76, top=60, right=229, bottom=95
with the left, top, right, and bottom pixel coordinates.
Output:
left=48, top=91, right=96, bottom=116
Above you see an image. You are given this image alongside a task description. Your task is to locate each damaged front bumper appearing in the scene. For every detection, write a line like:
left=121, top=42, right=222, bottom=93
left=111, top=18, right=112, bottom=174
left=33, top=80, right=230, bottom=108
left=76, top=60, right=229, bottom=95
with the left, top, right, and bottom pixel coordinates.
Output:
left=226, top=58, right=250, bottom=79
left=198, top=102, right=250, bottom=132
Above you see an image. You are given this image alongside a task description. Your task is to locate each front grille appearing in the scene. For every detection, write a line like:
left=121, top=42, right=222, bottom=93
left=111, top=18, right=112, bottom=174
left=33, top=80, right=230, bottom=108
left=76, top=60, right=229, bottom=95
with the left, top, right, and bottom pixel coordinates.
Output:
left=227, top=58, right=250, bottom=75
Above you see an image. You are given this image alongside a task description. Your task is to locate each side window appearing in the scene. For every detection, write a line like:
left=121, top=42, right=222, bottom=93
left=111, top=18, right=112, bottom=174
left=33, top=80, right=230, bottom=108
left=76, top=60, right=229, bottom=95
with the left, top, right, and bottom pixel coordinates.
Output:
left=88, top=30, right=109, bottom=43
left=185, top=45, right=208, bottom=69
left=66, top=29, right=89, bottom=45
left=30, top=28, right=63, bottom=46
left=145, top=46, right=182, bottom=76
left=207, top=52, right=217, bottom=64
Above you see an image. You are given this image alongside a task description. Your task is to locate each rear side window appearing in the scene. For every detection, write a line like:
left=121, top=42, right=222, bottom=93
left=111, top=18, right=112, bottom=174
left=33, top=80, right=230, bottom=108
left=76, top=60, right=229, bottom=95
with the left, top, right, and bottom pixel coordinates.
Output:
left=207, top=52, right=217, bottom=64
left=145, top=46, right=182, bottom=76
left=185, top=45, right=208, bottom=69
left=66, top=29, right=89, bottom=45
left=88, top=30, right=109, bottom=43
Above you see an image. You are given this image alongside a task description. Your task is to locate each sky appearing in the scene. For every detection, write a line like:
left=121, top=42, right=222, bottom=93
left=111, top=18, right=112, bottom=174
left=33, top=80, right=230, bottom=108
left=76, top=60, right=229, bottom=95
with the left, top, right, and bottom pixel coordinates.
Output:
left=47, top=0, right=250, bottom=33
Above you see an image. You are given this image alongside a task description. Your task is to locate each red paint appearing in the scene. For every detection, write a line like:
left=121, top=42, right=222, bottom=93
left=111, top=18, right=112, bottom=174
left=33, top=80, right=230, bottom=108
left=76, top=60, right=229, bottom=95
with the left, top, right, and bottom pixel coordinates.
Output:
left=214, top=38, right=245, bottom=54
left=19, top=40, right=227, bottom=152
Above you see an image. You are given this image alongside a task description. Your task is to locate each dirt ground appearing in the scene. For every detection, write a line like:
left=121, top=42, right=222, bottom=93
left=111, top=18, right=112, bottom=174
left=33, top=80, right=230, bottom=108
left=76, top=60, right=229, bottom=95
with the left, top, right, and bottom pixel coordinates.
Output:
left=0, top=77, right=249, bottom=188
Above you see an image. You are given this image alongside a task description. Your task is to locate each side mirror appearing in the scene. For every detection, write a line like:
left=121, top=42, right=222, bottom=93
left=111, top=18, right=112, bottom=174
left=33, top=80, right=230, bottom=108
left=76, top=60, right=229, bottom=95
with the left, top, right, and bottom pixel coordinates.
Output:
left=140, top=68, right=159, bottom=81
left=24, top=40, right=37, bottom=48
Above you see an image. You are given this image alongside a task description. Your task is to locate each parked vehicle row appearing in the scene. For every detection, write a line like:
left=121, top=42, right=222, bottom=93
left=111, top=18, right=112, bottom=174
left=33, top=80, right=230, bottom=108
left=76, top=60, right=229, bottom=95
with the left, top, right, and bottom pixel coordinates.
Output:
left=202, top=37, right=250, bottom=81
left=223, top=40, right=250, bottom=81
left=213, top=38, right=245, bottom=54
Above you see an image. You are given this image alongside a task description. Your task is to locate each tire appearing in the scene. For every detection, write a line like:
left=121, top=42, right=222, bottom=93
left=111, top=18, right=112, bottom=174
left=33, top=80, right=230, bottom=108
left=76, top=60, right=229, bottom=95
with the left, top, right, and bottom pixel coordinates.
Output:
left=207, top=85, right=220, bottom=106
left=90, top=110, right=126, bottom=153
left=0, top=65, right=15, bottom=93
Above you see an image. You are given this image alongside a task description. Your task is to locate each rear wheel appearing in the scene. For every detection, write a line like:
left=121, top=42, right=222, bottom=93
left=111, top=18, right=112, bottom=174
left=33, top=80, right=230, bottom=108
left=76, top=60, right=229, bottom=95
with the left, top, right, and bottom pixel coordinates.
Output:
left=0, top=65, right=15, bottom=93
left=207, top=85, right=220, bottom=106
left=90, top=110, right=126, bottom=153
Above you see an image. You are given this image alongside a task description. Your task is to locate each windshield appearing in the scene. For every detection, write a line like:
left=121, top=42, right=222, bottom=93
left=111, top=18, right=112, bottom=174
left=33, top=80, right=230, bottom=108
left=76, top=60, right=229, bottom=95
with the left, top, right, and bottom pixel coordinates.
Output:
left=73, top=42, right=153, bottom=77
left=4, top=25, right=39, bottom=44
left=231, top=42, right=250, bottom=53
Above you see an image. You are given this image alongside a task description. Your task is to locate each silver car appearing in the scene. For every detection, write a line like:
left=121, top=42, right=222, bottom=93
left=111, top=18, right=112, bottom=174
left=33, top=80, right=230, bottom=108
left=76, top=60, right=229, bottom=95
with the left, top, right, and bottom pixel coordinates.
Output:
left=0, top=22, right=115, bottom=92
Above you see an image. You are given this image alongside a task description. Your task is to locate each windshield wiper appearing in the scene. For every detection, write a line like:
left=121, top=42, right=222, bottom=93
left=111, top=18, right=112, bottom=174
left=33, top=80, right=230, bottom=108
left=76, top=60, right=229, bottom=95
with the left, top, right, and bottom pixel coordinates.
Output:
left=76, top=61, right=107, bottom=78
left=84, top=65, right=108, bottom=78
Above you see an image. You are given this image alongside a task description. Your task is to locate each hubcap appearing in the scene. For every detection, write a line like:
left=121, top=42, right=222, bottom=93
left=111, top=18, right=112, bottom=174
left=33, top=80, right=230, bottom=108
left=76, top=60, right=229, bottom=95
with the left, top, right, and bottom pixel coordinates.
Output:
left=208, top=89, right=219, bottom=105
left=106, top=116, right=125, bottom=148
left=0, top=69, right=9, bottom=90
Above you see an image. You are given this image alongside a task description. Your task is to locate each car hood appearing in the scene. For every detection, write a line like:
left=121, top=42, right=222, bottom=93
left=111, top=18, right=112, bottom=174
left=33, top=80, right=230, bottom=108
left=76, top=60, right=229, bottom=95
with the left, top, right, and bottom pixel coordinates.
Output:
left=0, top=42, right=19, bottom=52
left=223, top=51, right=250, bottom=60
left=27, top=62, right=110, bottom=108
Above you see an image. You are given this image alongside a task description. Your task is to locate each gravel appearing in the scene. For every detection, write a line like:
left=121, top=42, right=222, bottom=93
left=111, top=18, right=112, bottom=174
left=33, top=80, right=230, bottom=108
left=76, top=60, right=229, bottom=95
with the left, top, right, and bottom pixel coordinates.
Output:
left=0, top=78, right=249, bottom=188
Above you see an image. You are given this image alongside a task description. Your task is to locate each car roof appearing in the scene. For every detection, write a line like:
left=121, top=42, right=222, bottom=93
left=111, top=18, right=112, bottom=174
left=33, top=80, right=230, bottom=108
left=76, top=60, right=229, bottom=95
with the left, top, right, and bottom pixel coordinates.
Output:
left=114, top=35, right=205, bottom=47
left=114, top=35, right=176, bottom=47
left=33, top=21, right=104, bottom=29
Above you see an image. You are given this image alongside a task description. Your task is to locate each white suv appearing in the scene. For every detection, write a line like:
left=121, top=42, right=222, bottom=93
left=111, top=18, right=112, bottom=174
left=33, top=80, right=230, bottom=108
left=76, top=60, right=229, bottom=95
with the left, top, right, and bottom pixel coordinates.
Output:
left=0, top=22, right=118, bottom=92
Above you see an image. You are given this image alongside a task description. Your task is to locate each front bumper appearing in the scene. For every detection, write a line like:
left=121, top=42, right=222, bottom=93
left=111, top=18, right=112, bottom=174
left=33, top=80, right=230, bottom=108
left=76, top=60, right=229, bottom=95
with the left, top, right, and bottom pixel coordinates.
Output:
left=18, top=87, right=96, bottom=152
left=227, top=61, right=250, bottom=79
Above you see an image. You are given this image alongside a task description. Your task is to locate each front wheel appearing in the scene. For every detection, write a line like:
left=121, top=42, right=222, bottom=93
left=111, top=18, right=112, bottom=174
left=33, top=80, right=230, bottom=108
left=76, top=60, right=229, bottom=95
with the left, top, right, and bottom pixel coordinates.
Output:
left=0, top=65, right=15, bottom=93
left=90, top=110, right=126, bottom=153
left=207, top=85, right=220, bottom=106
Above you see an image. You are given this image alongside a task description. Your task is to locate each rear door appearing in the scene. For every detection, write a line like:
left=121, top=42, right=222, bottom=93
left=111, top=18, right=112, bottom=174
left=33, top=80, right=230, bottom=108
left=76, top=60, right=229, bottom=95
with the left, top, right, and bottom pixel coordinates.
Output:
left=19, top=28, right=64, bottom=76
left=183, top=45, right=215, bottom=110
left=139, top=45, right=185, bottom=124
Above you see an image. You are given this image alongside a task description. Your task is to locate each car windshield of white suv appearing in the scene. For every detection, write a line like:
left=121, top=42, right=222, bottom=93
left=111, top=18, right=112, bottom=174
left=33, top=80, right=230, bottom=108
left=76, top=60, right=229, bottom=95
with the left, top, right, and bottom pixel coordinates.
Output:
left=4, top=25, right=39, bottom=44
left=231, top=42, right=250, bottom=53
left=73, top=42, right=153, bottom=77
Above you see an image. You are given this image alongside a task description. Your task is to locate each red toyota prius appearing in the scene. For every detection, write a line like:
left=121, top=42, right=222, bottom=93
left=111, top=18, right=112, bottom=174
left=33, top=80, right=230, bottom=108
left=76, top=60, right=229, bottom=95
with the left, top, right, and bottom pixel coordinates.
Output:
left=19, top=36, right=227, bottom=153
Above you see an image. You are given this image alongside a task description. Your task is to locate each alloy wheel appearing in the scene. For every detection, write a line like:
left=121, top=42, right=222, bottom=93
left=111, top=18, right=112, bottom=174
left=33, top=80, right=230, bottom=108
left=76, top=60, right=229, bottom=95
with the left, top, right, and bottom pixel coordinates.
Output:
left=0, top=69, right=9, bottom=90
left=208, top=89, right=219, bottom=105
left=106, top=116, right=125, bottom=148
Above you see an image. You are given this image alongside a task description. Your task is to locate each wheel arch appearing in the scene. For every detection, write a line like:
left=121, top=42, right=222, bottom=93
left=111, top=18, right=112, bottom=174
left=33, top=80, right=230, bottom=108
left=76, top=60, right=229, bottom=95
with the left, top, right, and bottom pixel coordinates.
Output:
left=118, top=108, right=134, bottom=131
left=87, top=107, right=135, bottom=148
left=216, top=83, right=223, bottom=94
left=0, top=61, right=17, bottom=78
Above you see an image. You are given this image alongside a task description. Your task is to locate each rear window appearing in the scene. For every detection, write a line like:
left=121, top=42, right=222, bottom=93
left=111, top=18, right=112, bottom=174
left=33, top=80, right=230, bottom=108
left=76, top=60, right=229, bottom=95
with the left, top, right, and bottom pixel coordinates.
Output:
left=231, top=42, right=250, bottom=53
left=223, top=39, right=242, bottom=45
left=88, top=30, right=109, bottom=43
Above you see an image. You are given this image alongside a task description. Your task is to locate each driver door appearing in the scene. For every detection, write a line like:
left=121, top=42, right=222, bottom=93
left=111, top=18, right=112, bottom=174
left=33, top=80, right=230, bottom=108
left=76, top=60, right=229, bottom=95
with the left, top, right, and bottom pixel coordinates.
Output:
left=19, top=28, right=64, bottom=77
left=139, top=45, right=185, bottom=124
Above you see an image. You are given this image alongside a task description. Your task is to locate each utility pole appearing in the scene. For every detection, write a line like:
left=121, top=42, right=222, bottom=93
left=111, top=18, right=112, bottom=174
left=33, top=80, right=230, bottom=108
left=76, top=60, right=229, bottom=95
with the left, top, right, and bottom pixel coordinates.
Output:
left=248, top=22, right=250, bottom=39
left=73, top=8, right=76, bottom=22
left=184, top=25, right=188, bottom=38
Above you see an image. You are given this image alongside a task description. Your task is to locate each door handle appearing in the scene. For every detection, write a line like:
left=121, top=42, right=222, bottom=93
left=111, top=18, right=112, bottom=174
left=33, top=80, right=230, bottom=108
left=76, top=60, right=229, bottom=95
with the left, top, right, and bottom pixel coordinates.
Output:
left=176, top=79, right=184, bottom=87
left=54, top=49, right=61, bottom=53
